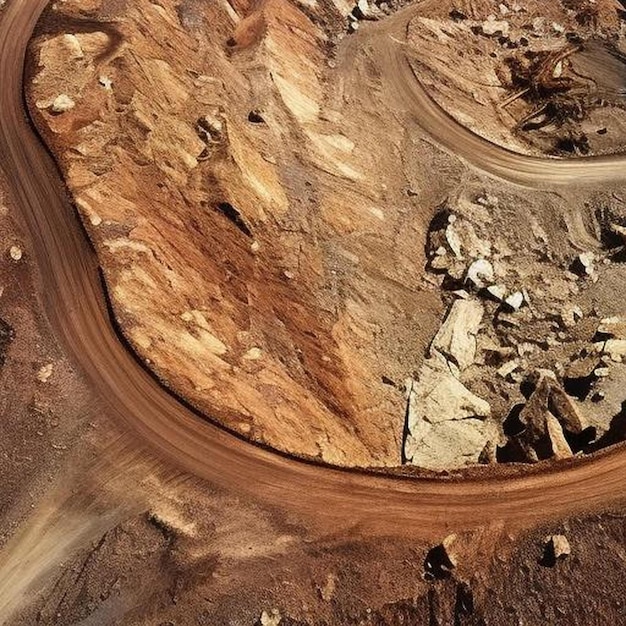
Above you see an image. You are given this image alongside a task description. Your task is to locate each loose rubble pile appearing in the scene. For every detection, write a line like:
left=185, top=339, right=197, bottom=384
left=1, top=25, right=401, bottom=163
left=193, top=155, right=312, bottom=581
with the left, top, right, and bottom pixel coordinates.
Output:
left=346, top=0, right=383, bottom=32
left=404, top=0, right=626, bottom=158
left=469, top=2, right=623, bottom=154
left=403, top=194, right=626, bottom=471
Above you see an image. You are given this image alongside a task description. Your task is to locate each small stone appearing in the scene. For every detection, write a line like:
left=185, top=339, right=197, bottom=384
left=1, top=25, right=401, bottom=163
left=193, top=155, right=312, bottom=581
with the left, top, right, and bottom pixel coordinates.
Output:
left=445, top=224, right=463, bottom=257
left=610, top=223, right=626, bottom=243
left=424, top=533, right=458, bottom=579
left=198, top=112, right=223, bottom=139
left=545, top=413, right=573, bottom=459
left=520, top=369, right=588, bottom=441
left=251, top=241, right=260, bottom=253
left=517, top=342, right=535, bottom=357
left=477, top=194, right=499, bottom=207
left=486, top=284, right=507, bottom=301
left=532, top=16, right=545, bottom=32
left=482, top=16, right=510, bottom=36
left=602, top=339, right=626, bottom=362
left=572, top=252, right=596, bottom=279
left=37, top=364, right=53, bottom=383
left=545, top=534, right=571, bottom=560
left=441, top=533, right=458, bottom=568
left=243, top=347, right=262, bottom=360
left=497, top=312, right=521, bottom=327
left=479, top=439, right=498, bottom=464
left=430, top=255, right=450, bottom=271
left=565, top=354, right=600, bottom=381
left=260, top=609, right=282, bottom=626
left=504, top=291, right=524, bottom=311
left=348, top=20, right=359, bottom=32
left=598, top=316, right=626, bottom=339
left=356, top=0, right=372, bottom=16
left=9, top=245, right=22, bottom=261
left=319, top=574, right=337, bottom=602
left=98, top=75, right=113, bottom=90
left=560, top=304, right=583, bottom=328
left=497, top=359, right=520, bottom=379
left=591, top=391, right=605, bottom=403
left=51, top=94, right=75, bottom=113
left=466, top=259, right=494, bottom=289
left=452, top=289, right=470, bottom=299
left=430, top=299, right=484, bottom=371
left=579, top=251, right=595, bottom=267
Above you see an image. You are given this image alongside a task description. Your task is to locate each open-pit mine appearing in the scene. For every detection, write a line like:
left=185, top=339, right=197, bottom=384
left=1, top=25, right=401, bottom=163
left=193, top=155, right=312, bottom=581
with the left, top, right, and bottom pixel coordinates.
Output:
left=0, top=0, right=625, bottom=623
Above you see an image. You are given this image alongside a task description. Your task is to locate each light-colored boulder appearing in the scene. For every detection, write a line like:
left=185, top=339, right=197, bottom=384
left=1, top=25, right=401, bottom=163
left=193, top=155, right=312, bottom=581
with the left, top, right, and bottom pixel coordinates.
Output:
left=51, top=94, right=76, bottom=113
left=598, top=316, right=626, bottom=339
left=406, top=361, right=491, bottom=425
left=430, top=299, right=484, bottom=371
left=545, top=534, right=571, bottom=559
left=403, top=362, right=494, bottom=470
left=545, top=413, right=573, bottom=459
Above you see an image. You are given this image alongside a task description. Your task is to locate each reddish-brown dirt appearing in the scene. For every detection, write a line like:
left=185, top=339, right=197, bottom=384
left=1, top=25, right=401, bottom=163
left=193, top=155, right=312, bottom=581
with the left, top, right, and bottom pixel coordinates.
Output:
left=0, top=0, right=626, bottom=623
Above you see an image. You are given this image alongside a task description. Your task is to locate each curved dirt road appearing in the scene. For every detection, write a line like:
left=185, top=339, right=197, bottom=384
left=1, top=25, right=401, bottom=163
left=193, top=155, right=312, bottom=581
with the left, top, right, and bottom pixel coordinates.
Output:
left=1, top=0, right=625, bottom=536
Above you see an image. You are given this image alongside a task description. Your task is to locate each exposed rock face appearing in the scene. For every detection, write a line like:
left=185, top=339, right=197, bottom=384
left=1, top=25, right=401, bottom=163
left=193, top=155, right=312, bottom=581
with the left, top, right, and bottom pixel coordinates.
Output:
left=25, top=0, right=626, bottom=470
left=27, top=0, right=449, bottom=467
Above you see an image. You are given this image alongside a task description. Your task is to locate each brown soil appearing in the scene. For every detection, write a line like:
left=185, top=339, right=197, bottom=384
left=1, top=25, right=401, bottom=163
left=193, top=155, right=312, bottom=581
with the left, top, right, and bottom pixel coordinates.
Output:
left=9, top=503, right=626, bottom=625
left=0, top=167, right=102, bottom=543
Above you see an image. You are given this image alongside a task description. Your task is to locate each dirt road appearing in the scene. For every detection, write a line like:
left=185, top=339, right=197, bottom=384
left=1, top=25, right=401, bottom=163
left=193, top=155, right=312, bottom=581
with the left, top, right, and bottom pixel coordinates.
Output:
left=1, top=0, right=625, bottom=536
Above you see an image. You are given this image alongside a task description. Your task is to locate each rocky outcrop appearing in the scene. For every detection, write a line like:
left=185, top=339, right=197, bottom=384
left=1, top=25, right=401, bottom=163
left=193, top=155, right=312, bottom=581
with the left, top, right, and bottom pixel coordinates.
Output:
left=404, top=298, right=497, bottom=470
left=26, top=0, right=445, bottom=467
left=26, top=0, right=626, bottom=471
